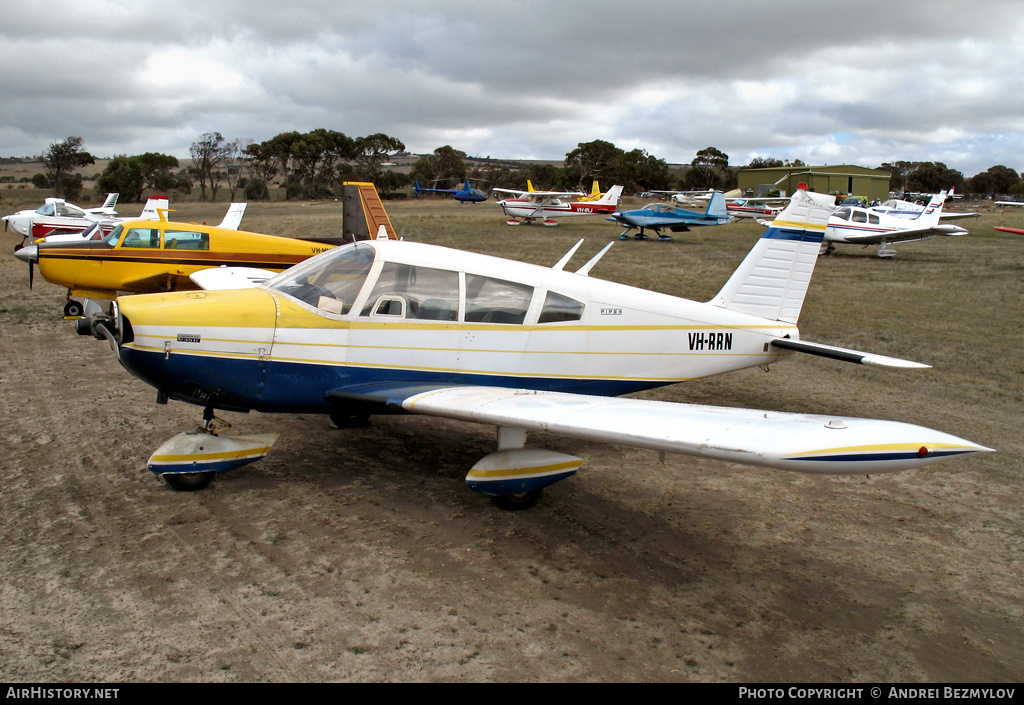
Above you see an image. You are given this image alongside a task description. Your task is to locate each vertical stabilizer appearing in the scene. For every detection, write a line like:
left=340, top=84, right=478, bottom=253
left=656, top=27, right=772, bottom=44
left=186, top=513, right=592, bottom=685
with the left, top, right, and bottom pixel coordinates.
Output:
left=342, top=182, right=397, bottom=240
left=915, top=189, right=947, bottom=227
left=709, top=188, right=834, bottom=324
left=705, top=191, right=728, bottom=218
left=597, top=185, right=623, bottom=205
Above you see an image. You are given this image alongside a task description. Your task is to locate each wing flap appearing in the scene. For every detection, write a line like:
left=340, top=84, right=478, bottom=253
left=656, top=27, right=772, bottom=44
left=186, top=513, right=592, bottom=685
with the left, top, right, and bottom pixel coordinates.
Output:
left=400, top=386, right=990, bottom=475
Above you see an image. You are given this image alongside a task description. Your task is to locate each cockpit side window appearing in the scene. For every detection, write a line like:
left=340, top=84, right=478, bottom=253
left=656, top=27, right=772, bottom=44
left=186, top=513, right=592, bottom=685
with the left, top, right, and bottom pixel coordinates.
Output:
left=164, top=229, right=209, bottom=250
left=36, top=204, right=55, bottom=217
left=538, top=291, right=584, bottom=323
left=465, top=275, right=534, bottom=325
left=834, top=208, right=852, bottom=221
left=360, top=263, right=459, bottom=321
left=121, top=227, right=161, bottom=248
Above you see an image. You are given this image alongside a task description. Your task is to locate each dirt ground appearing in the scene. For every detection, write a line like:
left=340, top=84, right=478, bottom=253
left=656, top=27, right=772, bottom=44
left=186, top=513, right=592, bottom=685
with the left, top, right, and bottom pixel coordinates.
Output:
left=1, top=200, right=1022, bottom=683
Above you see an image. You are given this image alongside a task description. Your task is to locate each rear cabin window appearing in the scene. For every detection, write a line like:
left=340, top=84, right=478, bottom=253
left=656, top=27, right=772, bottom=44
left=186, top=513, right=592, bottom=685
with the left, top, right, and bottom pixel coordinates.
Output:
left=538, top=291, right=585, bottom=323
left=465, top=275, right=534, bottom=325
left=164, top=230, right=209, bottom=250
left=361, top=263, right=459, bottom=321
left=121, top=227, right=161, bottom=249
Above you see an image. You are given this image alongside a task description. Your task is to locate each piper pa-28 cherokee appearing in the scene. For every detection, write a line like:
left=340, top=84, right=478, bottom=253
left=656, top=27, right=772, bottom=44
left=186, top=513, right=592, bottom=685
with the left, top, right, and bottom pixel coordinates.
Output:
left=493, top=185, right=623, bottom=225
left=808, top=189, right=968, bottom=258
left=606, top=191, right=734, bottom=240
left=78, top=186, right=990, bottom=508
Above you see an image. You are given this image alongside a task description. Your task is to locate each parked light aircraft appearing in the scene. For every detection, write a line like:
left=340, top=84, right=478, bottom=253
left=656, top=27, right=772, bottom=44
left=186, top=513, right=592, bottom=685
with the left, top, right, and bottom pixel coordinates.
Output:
left=576, top=180, right=605, bottom=202
left=15, top=183, right=396, bottom=317
left=813, top=190, right=968, bottom=257
left=725, top=196, right=791, bottom=220
left=606, top=191, right=733, bottom=240
left=414, top=179, right=488, bottom=203
left=872, top=190, right=978, bottom=221
left=493, top=185, right=623, bottom=225
left=7, top=194, right=172, bottom=252
left=38, top=200, right=243, bottom=247
left=5, top=193, right=120, bottom=245
left=76, top=187, right=990, bottom=507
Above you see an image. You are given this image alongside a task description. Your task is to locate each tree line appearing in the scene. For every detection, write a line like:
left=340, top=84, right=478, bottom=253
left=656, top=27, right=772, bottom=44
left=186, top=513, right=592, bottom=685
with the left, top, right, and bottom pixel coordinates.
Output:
left=30, top=134, right=1024, bottom=203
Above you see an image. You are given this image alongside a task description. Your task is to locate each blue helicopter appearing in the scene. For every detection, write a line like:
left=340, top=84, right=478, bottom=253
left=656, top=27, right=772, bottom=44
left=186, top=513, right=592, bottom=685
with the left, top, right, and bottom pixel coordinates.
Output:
left=413, top=179, right=488, bottom=203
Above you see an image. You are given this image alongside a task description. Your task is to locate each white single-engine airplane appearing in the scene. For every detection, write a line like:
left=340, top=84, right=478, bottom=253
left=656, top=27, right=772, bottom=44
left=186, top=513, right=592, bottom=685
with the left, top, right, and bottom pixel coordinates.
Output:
left=5, top=194, right=173, bottom=250
left=814, top=189, right=969, bottom=257
left=4, top=193, right=119, bottom=243
left=78, top=187, right=990, bottom=508
left=872, top=190, right=978, bottom=222
left=493, top=185, right=623, bottom=225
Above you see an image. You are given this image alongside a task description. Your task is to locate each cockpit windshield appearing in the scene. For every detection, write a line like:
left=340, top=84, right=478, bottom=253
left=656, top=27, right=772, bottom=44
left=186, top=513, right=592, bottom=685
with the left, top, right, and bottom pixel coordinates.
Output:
left=266, top=243, right=375, bottom=315
left=103, top=224, right=124, bottom=246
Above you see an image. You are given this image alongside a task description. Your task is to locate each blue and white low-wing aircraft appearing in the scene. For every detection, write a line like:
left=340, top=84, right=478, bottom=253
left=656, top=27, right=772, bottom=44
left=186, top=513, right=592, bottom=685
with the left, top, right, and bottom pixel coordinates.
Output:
left=79, top=187, right=990, bottom=507
left=872, top=190, right=977, bottom=222
left=817, top=190, right=969, bottom=257
left=606, top=191, right=734, bottom=240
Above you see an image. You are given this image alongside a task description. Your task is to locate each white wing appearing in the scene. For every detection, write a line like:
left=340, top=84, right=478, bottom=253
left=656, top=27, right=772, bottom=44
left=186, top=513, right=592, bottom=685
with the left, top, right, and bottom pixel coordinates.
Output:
left=399, top=386, right=990, bottom=475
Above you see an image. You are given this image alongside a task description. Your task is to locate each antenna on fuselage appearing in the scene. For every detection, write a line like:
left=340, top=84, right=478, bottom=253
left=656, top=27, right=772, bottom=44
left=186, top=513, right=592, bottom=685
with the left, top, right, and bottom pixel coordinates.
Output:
left=575, top=241, right=614, bottom=276
left=553, top=239, right=584, bottom=270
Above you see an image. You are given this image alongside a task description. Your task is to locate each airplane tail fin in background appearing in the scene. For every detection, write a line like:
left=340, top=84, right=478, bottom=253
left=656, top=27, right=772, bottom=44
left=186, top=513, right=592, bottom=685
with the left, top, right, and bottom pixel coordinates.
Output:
left=705, top=192, right=728, bottom=218
left=139, top=195, right=169, bottom=221
left=98, top=193, right=119, bottom=214
left=709, top=188, right=835, bottom=324
left=216, top=203, right=247, bottom=230
left=915, top=189, right=948, bottom=226
left=596, top=185, right=623, bottom=205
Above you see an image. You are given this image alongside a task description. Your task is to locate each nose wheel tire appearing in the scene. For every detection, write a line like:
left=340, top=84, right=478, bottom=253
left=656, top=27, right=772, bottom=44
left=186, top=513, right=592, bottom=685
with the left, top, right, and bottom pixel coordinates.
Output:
left=492, top=488, right=543, bottom=511
left=63, top=300, right=84, bottom=318
left=162, top=471, right=215, bottom=492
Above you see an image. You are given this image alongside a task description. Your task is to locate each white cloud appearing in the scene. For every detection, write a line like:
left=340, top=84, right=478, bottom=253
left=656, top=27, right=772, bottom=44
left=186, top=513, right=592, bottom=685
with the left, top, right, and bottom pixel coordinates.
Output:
left=1, top=0, right=1023, bottom=174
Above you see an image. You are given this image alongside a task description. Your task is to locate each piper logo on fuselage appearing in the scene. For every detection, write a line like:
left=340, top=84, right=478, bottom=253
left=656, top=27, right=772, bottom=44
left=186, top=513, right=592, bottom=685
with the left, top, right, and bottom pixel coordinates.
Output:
left=688, top=332, right=732, bottom=351
left=601, top=308, right=622, bottom=316
left=177, top=333, right=201, bottom=343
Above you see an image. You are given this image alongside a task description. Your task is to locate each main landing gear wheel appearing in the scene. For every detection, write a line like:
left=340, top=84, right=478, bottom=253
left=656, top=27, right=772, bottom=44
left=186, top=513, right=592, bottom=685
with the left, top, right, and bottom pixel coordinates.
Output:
left=162, top=471, right=215, bottom=492
left=492, top=488, right=543, bottom=511
left=329, top=412, right=370, bottom=429
left=63, top=300, right=84, bottom=318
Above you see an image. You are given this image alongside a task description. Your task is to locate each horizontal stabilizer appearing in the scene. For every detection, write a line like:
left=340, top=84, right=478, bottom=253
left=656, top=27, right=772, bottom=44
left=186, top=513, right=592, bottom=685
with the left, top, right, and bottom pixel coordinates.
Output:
left=770, top=338, right=931, bottom=368
left=189, top=266, right=276, bottom=290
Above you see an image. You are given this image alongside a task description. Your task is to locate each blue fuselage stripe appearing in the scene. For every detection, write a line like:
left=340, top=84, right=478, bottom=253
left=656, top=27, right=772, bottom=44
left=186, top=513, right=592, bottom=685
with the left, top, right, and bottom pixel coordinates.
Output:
left=119, top=348, right=665, bottom=413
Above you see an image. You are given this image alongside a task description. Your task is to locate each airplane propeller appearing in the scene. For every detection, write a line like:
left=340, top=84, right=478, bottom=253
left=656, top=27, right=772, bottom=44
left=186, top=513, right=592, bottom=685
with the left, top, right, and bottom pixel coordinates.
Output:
left=13, top=245, right=37, bottom=289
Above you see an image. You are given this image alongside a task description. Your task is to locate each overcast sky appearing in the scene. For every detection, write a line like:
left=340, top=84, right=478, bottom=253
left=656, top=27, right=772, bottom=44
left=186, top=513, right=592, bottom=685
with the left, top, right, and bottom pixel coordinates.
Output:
left=2, top=0, right=1022, bottom=176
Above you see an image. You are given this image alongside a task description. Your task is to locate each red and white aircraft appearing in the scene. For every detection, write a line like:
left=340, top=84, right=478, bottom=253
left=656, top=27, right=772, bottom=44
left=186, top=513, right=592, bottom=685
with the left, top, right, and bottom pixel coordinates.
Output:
left=4, top=193, right=181, bottom=250
left=493, top=184, right=623, bottom=225
left=4, top=193, right=120, bottom=243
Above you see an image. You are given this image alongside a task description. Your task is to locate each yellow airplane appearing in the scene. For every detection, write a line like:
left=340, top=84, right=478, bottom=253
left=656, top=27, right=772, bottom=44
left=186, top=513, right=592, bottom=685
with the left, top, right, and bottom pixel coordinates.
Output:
left=15, top=183, right=396, bottom=318
left=577, top=180, right=604, bottom=201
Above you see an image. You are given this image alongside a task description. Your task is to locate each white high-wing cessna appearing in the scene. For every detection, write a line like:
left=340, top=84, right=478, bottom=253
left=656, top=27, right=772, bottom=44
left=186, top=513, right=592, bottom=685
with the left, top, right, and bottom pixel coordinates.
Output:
left=81, top=187, right=990, bottom=508
left=817, top=189, right=969, bottom=257
left=493, top=184, right=623, bottom=225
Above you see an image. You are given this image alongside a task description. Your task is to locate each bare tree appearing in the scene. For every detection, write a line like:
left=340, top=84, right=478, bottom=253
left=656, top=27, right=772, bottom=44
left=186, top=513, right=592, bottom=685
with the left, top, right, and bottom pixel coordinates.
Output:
left=189, top=132, right=231, bottom=200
